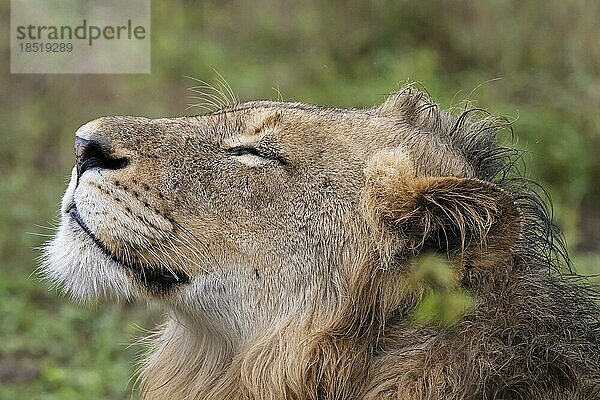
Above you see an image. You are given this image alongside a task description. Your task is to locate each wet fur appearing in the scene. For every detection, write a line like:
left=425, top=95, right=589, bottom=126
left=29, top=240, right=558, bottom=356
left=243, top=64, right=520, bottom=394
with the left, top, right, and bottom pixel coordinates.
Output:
left=139, top=89, right=600, bottom=399
left=45, top=87, right=600, bottom=399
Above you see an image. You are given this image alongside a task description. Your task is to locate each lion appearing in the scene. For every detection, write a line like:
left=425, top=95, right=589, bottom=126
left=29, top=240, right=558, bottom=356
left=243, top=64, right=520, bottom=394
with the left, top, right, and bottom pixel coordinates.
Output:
left=43, top=87, right=600, bottom=399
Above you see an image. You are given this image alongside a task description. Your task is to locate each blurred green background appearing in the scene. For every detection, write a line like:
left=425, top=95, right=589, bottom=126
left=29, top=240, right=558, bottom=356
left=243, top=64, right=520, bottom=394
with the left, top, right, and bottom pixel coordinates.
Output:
left=1, top=0, right=599, bottom=398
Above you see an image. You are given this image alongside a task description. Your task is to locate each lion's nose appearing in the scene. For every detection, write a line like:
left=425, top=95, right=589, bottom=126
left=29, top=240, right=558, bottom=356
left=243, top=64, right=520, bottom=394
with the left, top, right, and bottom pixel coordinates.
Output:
left=75, top=136, right=129, bottom=180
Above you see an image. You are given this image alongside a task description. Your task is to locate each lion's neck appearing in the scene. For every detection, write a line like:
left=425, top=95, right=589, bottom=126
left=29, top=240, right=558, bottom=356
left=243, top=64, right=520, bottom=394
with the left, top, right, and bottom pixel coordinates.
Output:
left=139, top=259, right=399, bottom=399
left=139, top=317, right=230, bottom=400
left=139, top=310, right=377, bottom=400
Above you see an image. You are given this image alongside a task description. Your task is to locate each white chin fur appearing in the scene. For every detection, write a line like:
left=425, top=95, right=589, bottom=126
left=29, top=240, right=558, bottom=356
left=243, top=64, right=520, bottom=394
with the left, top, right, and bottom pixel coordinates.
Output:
left=42, top=166, right=134, bottom=301
left=43, top=217, right=134, bottom=302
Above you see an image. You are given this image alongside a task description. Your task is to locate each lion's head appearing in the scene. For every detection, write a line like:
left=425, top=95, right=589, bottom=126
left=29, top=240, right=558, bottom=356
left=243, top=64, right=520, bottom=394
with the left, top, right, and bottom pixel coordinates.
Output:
left=43, top=88, right=600, bottom=399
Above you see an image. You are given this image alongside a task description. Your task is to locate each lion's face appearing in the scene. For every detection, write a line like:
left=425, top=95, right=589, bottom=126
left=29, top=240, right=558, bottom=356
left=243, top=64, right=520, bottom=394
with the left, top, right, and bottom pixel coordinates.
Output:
left=44, top=92, right=521, bottom=338
left=45, top=101, right=383, bottom=334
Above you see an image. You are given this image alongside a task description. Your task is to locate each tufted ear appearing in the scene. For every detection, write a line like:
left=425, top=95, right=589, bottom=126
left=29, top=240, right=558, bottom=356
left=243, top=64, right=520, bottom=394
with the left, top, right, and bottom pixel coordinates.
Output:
left=364, top=149, right=522, bottom=269
left=376, top=88, right=428, bottom=122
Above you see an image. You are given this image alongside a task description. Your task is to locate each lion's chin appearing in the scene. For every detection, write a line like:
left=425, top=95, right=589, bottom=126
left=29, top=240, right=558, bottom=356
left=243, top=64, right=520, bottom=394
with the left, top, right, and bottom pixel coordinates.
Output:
left=42, top=218, right=135, bottom=302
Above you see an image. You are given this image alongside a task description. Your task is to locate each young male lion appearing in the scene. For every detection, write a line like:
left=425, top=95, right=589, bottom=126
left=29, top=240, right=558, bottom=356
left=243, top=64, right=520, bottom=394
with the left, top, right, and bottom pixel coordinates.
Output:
left=44, top=88, right=600, bottom=399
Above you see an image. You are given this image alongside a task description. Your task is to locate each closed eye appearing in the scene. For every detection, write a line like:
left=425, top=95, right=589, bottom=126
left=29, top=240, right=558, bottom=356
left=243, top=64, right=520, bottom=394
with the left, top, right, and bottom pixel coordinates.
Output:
left=227, top=146, right=287, bottom=166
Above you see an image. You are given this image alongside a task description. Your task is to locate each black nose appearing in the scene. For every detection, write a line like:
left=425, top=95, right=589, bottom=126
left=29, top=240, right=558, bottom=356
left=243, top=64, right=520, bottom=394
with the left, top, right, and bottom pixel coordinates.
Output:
left=75, top=137, right=129, bottom=180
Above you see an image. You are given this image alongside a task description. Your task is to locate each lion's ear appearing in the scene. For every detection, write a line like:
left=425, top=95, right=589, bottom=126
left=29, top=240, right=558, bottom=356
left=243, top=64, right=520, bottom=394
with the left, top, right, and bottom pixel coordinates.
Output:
left=365, top=149, right=522, bottom=269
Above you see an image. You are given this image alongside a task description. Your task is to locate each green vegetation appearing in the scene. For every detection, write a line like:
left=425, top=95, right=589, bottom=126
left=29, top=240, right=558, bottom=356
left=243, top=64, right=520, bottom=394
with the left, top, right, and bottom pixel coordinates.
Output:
left=409, top=254, right=475, bottom=327
left=1, top=0, right=598, bottom=398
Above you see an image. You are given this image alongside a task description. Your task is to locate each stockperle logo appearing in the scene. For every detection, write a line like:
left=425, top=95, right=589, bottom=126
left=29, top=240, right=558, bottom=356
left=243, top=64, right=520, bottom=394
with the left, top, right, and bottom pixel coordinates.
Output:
left=11, top=0, right=150, bottom=74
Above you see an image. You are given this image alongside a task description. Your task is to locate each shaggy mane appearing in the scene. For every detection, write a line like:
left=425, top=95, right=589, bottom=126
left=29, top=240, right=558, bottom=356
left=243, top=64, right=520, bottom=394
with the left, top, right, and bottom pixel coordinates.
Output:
left=138, top=88, right=600, bottom=400
left=365, top=87, right=600, bottom=399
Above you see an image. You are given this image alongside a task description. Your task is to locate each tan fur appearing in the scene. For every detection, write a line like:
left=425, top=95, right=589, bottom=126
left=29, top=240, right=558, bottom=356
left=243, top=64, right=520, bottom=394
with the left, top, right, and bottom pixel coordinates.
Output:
left=44, top=87, right=600, bottom=399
